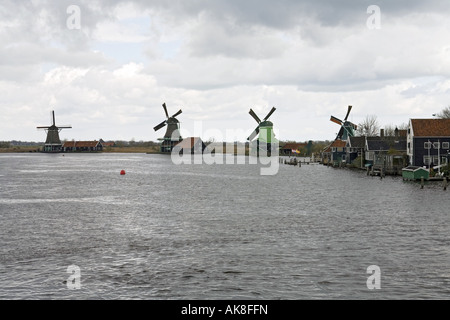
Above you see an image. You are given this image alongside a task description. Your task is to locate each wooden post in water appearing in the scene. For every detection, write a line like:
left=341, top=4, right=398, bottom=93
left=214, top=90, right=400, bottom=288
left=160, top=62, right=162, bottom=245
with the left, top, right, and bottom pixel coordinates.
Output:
left=421, top=177, right=424, bottom=189
left=443, top=177, right=448, bottom=191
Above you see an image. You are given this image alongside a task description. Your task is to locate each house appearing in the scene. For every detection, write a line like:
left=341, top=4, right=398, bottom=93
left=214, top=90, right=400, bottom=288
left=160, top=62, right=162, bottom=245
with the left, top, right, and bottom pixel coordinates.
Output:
left=99, top=139, right=116, bottom=147
left=280, top=142, right=307, bottom=156
left=345, top=136, right=366, bottom=167
left=173, top=137, right=207, bottom=154
left=63, top=140, right=103, bottom=152
left=365, top=139, right=407, bottom=175
left=321, top=140, right=347, bottom=166
left=407, top=119, right=450, bottom=169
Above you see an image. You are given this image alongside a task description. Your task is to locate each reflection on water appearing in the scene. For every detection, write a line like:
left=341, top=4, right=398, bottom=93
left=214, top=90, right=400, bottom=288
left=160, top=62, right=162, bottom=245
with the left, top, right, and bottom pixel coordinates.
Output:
left=0, top=153, right=449, bottom=299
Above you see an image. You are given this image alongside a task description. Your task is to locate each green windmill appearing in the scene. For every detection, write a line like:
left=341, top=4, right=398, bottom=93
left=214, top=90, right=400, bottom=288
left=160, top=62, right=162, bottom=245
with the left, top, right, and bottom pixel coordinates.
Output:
left=330, top=105, right=358, bottom=141
left=247, top=107, right=278, bottom=156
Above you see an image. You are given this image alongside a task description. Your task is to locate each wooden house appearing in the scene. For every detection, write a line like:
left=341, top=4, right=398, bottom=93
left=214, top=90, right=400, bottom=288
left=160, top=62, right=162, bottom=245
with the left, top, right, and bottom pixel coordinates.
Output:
left=63, top=140, right=103, bottom=152
left=407, top=119, right=450, bottom=169
left=99, top=139, right=116, bottom=147
left=321, top=140, right=347, bottom=166
left=365, top=139, right=407, bottom=175
left=173, top=137, right=207, bottom=154
left=345, top=136, right=366, bottom=167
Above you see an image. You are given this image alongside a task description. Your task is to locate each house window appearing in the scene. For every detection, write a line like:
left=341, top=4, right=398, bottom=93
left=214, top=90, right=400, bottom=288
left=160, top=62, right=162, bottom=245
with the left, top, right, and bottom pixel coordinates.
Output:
left=423, top=156, right=431, bottom=165
left=424, top=142, right=431, bottom=149
left=433, top=156, right=439, bottom=166
left=443, top=142, right=450, bottom=149
left=433, top=142, right=440, bottom=149
left=332, top=147, right=336, bottom=152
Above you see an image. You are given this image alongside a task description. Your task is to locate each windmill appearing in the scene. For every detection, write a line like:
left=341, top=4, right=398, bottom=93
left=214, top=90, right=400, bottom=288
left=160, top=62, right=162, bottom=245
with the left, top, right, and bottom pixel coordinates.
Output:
left=247, top=107, right=278, bottom=156
left=330, top=105, right=357, bottom=141
left=37, top=110, right=72, bottom=153
left=153, top=102, right=183, bottom=153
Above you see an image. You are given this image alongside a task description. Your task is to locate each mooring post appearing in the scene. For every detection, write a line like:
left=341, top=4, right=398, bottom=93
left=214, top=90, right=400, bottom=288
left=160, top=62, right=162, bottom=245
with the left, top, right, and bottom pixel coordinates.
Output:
left=443, top=177, right=448, bottom=191
left=421, top=177, right=424, bottom=189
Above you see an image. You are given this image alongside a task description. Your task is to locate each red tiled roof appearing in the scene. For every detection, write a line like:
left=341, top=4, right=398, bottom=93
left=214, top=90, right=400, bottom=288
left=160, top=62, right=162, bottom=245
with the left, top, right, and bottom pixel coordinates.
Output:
left=175, top=137, right=203, bottom=148
left=411, top=119, right=450, bottom=137
left=323, top=139, right=347, bottom=153
left=397, top=129, right=407, bottom=137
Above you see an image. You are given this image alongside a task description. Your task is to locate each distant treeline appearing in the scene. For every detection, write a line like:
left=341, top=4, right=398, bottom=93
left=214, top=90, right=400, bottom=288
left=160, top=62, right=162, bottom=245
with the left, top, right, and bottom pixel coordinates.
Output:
left=110, top=140, right=160, bottom=147
left=1, top=141, right=43, bottom=147
left=0, top=141, right=11, bottom=148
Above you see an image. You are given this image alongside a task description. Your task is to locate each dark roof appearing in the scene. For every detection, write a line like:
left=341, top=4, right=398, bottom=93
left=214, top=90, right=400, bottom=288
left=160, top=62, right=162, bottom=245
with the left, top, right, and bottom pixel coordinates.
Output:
left=348, top=136, right=366, bottom=148
left=411, top=119, right=450, bottom=137
left=367, top=140, right=406, bottom=152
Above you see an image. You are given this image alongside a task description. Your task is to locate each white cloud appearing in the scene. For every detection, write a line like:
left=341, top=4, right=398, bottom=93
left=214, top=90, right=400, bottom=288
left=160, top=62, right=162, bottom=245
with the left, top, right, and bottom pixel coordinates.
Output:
left=1, top=0, right=450, bottom=143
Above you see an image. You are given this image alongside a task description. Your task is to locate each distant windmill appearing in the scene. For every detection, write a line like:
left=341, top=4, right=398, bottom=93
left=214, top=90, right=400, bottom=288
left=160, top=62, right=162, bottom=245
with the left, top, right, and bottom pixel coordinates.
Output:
left=37, top=110, right=72, bottom=153
left=247, top=107, right=278, bottom=156
left=330, top=105, right=357, bottom=141
left=153, top=102, right=183, bottom=153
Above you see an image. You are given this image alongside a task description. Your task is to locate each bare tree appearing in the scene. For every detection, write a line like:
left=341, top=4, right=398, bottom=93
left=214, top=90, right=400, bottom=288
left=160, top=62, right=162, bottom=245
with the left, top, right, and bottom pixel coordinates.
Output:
left=356, top=115, right=380, bottom=137
left=434, top=106, right=450, bottom=119
left=383, top=123, right=408, bottom=137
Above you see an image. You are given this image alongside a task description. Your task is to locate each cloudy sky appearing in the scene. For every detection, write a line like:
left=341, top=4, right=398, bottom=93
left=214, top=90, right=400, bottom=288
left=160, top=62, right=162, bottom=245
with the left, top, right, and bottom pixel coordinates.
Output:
left=1, top=0, right=450, bottom=143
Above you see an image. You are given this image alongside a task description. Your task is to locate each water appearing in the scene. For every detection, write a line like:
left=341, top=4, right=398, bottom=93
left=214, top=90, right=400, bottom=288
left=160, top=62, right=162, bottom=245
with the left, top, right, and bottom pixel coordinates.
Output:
left=0, top=153, right=449, bottom=300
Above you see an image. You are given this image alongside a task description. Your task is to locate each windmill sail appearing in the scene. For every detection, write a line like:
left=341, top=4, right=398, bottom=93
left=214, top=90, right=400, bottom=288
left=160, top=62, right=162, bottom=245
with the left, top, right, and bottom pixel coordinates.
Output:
left=37, top=110, right=72, bottom=153
left=330, top=105, right=357, bottom=141
left=154, top=102, right=183, bottom=153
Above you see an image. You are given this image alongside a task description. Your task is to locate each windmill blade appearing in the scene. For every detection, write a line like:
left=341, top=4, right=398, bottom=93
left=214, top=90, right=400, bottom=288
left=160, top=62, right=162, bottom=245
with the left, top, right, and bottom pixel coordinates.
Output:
left=330, top=115, right=343, bottom=125
left=162, top=103, right=169, bottom=119
left=153, top=120, right=167, bottom=131
left=51, top=111, right=56, bottom=126
left=247, top=127, right=260, bottom=141
left=249, top=109, right=261, bottom=124
left=171, top=109, right=182, bottom=118
left=335, top=127, right=344, bottom=140
left=37, top=126, right=51, bottom=129
left=58, top=125, right=72, bottom=129
left=349, top=122, right=358, bottom=130
left=263, top=107, right=276, bottom=121
left=344, top=105, right=352, bottom=121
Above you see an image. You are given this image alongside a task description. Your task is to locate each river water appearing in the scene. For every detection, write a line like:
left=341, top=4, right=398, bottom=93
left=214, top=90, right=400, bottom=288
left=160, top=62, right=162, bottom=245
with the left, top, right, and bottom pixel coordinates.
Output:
left=0, top=153, right=448, bottom=300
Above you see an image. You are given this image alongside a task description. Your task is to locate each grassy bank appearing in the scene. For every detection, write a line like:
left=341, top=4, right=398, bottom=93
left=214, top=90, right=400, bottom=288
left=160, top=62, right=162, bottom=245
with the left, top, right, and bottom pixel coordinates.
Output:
left=0, top=146, right=40, bottom=153
left=98, top=146, right=160, bottom=153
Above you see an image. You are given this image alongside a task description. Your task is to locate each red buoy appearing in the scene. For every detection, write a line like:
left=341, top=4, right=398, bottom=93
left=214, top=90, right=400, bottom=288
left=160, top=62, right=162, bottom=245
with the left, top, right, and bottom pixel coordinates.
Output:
left=120, top=170, right=126, bottom=175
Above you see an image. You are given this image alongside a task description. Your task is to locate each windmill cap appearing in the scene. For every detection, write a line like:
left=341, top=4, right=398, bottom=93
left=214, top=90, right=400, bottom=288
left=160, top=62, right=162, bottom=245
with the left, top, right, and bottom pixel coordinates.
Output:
left=259, top=120, right=274, bottom=126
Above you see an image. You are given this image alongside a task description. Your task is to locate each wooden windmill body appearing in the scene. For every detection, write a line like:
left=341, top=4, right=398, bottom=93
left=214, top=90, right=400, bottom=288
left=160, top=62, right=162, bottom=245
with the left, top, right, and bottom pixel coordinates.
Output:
left=247, top=107, right=278, bottom=157
left=153, top=103, right=183, bottom=153
left=37, top=110, right=72, bottom=153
